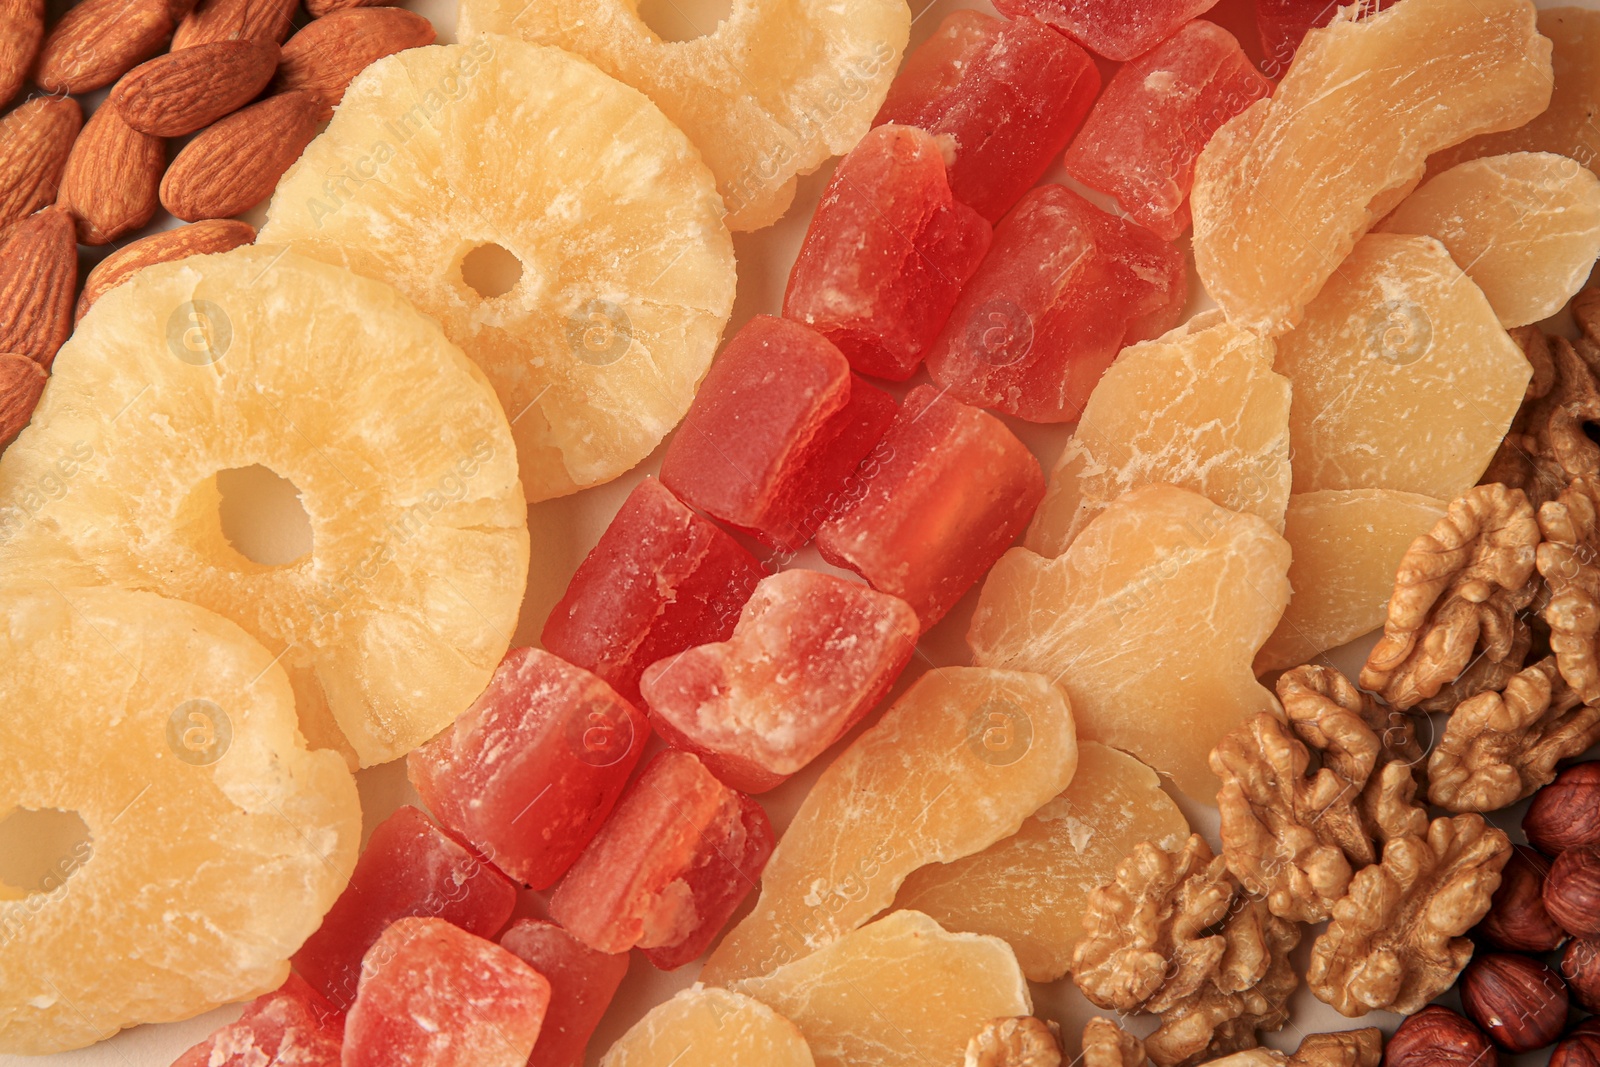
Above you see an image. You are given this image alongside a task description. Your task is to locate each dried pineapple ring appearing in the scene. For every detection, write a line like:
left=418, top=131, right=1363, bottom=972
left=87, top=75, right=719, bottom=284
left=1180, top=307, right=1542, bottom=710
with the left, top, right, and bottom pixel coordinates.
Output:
left=0, top=583, right=360, bottom=1055
left=0, top=246, right=529, bottom=768
left=458, top=1, right=909, bottom=232
left=261, top=39, right=737, bottom=502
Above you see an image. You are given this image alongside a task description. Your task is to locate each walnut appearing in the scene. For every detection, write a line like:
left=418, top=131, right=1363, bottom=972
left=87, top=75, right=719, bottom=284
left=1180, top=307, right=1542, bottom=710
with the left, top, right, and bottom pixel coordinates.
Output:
left=1307, top=814, right=1512, bottom=1016
left=1360, top=483, right=1540, bottom=709
left=1538, top=475, right=1600, bottom=703
left=1081, top=1018, right=1148, bottom=1067
left=1195, top=1030, right=1383, bottom=1067
left=965, top=1016, right=1063, bottom=1067
left=1480, top=326, right=1565, bottom=509
left=1524, top=337, right=1600, bottom=485
left=1428, top=655, right=1600, bottom=812
left=1413, top=619, right=1534, bottom=714
left=1278, top=664, right=1424, bottom=781
left=1575, top=286, right=1600, bottom=346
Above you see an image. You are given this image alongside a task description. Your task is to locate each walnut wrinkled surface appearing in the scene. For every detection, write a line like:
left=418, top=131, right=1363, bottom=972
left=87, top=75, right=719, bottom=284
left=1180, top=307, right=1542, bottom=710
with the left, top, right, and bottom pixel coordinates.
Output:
left=965, top=1016, right=1063, bottom=1067
left=1081, top=1018, right=1148, bottom=1067
left=1413, top=621, right=1533, bottom=714
left=1279, top=664, right=1424, bottom=781
left=1481, top=326, right=1568, bottom=510
left=1196, top=1030, right=1383, bottom=1067
left=1538, top=475, right=1600, bottom=703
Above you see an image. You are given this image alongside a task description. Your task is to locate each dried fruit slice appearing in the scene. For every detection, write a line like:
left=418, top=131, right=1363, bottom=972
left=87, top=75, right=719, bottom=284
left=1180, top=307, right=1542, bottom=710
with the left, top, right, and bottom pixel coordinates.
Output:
left=601, top=986, right=815, bottom=1067
left=731, top=910, right=1031, bottom=1067
left=260, top=40, right=736, bottom=503
left=499, top=920, right=629, bottom=1067
left=0, top=245, right=528, bottom=767
left=992, top=0, right=1218, bottom=62
left=459, top=0, right=909, bottom=232
left=172, top=975, right=344, bottom=1067
left=1191, top=0, right=1553, bottom=335
left=0, top=584, right=360, bottom=1055
left=893, top=742, right=1189, bottom=982
left=700, top=667, right=1077, bottom=984
left=970, top=485, right=1291, bottom=801
left=1274, top=233, right=1532, bottom=500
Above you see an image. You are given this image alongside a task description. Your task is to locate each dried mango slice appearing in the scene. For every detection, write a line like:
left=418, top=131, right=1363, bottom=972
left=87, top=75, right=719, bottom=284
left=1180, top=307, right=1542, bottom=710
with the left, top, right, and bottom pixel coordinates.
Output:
left=1027, top=311, right=1291, bottom=558
left=731, top=910, right=1030, bottom=1067
left=893, top=741, right=1189, bottom=982
left=1191, top=0, right=1552, bottom=336
left=700, top=667, right=1077, bottom=984
left=970, top=485, right=1291, bottom=801
left=1275, top=233, right=1532, bottom=500
left=459, top=0, right=909, bottom=232
left=601, top=986, right=815, bottom=1067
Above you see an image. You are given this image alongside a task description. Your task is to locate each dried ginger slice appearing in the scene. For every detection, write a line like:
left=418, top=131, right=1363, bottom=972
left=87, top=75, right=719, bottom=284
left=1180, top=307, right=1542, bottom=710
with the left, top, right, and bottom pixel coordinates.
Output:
left=1190, top=0, right=1552, bottom=336
left=599, top=986, right=815, bottom=1067
left=459, top=0, right=909, bottom=231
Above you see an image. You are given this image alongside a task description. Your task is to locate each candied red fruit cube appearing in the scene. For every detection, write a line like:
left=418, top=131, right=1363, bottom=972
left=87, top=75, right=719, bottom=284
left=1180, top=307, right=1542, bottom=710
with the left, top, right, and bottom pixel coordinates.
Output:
left=659, top=316, right=898, bottom=550
left=408, top=648, right=649, bottom=891
left=171, top=974, right=342, bottom=1067
left=639, top=570, right=919, bottom=793
left=783, top=125, right=991, bottom=381
left=874, top=11, right=1101, bottom=222
left=1063, top=20, right=1272, bottom=240
left=995, top=0, right=1220, bottom=62
left=344, top=918, right=550, bottom=1067
left=814, top=385, right=1045, bottom=630
left=498, top=919, right=630, bottom=1067
left=548, top=750, right=774, bottom=970
left=1257, top=0, right=1397, bottom=73
left=925, top=183, right=1187, bottom=422
left=291, top=805, right=515, bottom=1011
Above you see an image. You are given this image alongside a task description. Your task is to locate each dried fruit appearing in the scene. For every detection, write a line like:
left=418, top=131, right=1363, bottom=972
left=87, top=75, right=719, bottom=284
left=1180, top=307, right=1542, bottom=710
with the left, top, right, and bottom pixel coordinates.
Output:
left=600, top=986, right=816, bottom=1067
left=111, top=38, right=281, bottom=137
left=1526, top=763, right=1600, bottom=854
left=171, top=975, right=344, bottom=1067
left=55, top=102, right=164, bottom=246
left=965, top=1016, right=1063, bottom=1067
left=0, top=352, right=45, bottom=446
left=174, top=0, right=297, bottom=47
left=1254, top=0, right=1397, bottom=75
left=1191, top=0, right=1553, bottom=336
left=0, top=206, right=75, bottom=369
left=1378, top=1007, right=1497, bottom=1067
left=992, top=0, right=1217, bottom=62
left=261, top=40, right=737, bottom=503
left=76, top=219, right=256, bottom=322
left=1460, top=952, right=1570, bottom=1053
left=0, top=0, right=43, bottom=103
left=0, top=95, right=82, bottom=233
left=1476, top=846, right=1567, bottom=953
left=1538, top=476, right=1600, bottom=703
left=499, top=919, right=629, bottom=1067
left=1546, top=845, right=1600, bottom=939
left=701, top=667, right=1077, bottom=984
left=33, top=0, right=174, bottom=94
left=161, top=89, right=329, bottom=221
left=0, top=583, right=360, bottom=1054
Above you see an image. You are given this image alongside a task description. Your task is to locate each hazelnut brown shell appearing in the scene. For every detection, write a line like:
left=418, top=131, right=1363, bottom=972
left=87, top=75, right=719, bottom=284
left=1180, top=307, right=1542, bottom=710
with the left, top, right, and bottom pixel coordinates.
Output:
left=1460, top=952, right=1569, bottom=1053
left=1546, top=844, right=1600, bottom=939
left=1477, top=845, right=1566, bottom=952
left=1383, top=1004, right=1499, bottom=1067
left=1525, top=762, right=1600, bottom=855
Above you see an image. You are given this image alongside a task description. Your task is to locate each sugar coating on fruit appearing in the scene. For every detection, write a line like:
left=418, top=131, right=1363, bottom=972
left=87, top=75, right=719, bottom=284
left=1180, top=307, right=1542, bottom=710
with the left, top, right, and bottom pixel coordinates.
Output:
left=459, top=0, right=907, bottom=232
left=894, top=741, right=1189, bottom=982
left=1274, top=233, right=1533, bottom=499
left=925, top=184, right=1188, bottom=422
left=600, top=985, right=815, bottom=1067
left=873, top=11, right=1100, bottom=223
left=1026, top=311, right=1291, bottom=558
left=0, top=245, right=528, bottom=768
left=1255, top=0, right=1398, bottom=75
left=992, top=0, right=1218, bottom=61
left=171, top=975, right=343, bottom=1067
left=499, top=920, right=629, bottom=1067
left=731, top=910, right=1030, bottom=1067
left=700, top=667, right=1077, bottom=985
left=1255, top=489, right=1449, bottom=673
left=0, top=584, right=360, bottom=1055
left=408, top=648, right=649, bottom=891
left=640, top=570, right=918, bottom=793
left=1377, top=152, right=1600, bottom=328
left=260, top=40, right=736, bottom=503
left=970, top=485, right=1291, bottom=801
left=783, top=125, right=991, bottom=381
left=1191, top=0, right=1553, bottom=336
left=344, top=917, right=550, bottom=1067
left=1063, top=20, right=1271, bottom=241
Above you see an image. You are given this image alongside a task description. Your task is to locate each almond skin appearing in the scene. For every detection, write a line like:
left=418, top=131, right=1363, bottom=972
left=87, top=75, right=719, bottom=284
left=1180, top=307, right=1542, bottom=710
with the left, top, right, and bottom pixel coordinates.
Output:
left=0, top=96, right=82, bottom=232
left=0, top=0, right=44, bottom=104
left=173, top=0, right=298, bottom=48
left=77, top=218, right=254, bottom=321
left=0, top=352, right=46, bottom=447
left=304, top=0, right=392, bottom=18
left=111, top=38, right=280, bottom=137
left=34, top=0, right=174, bottom=94
left=161, top=90, right=325, bottom=221
left=276, top=8, right=435, bottom=107
left=56, top=104, right=165, bottom=245
left=0, top=207, right=76, bottom=369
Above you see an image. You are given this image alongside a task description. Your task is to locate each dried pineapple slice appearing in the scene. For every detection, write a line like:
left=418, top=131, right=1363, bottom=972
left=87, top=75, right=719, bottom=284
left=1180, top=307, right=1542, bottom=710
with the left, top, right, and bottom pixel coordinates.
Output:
left=0, top=583, right=360, bottom=1055
left=260, top=39, right=737, bottom=502
left=601, top=986, right=816, bottom=1067
left=0, top=246, right=529, bottom=767
left=458, top=0, right=908, bottom=232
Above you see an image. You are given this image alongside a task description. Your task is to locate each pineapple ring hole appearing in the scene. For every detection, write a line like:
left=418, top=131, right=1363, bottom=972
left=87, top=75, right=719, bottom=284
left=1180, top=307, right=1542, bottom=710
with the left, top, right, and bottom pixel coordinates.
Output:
left=460, top=242, right=525, bottom=300
left=216, top=465, right=313, bottom=567
left=636, top=0, right=733, bottom=42
left=0, top=808, right=91, bottom=897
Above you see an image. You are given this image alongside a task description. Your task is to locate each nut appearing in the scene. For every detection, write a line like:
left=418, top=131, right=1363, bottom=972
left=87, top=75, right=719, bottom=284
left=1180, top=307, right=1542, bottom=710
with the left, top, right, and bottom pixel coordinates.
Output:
left=1476, top=845, right=1566, bottom=952
left=32, top=0, right=174, bottom=94
left=110, top=38, right=281, bottom=138
left=173, top=0, right=297, bottom=48
left=1545, top=844, right=1600, bottom=938
left=965, top=1016, right=1063, bottom=1067
left=77, top=219, right=256, bottom=323
left=0, top=351, right=46, bottom=447
left=55, top=103, right=165, bottom=246
left=160, top=91, right=329, bottom=222
left=274, top=7, right=437, bottom=108
left=1552, top=1020, right=1600, bottom=1067
left=1382, top=1005, right=1497, bottom=1067
left=1459, top=952, right=1570, bottom=1053
left=1562, top=938, right=1600, bottom=1013
left=1526, top=762, right=1600, bottom=854
left=0, top=0, right=44, bottom=104
left=0, top=206, right=77, bottom=369
left=0, top=95, right=83, bottom=233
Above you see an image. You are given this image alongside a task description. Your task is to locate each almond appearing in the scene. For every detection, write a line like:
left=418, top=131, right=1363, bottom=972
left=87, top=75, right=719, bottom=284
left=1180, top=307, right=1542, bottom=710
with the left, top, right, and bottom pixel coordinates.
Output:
left=173, top=0, right=297, bottom=48
left=0, top=352, right=47, bottom=447
left=77, top=218, right=255, bottom=321
left=56, top=104, right=165, bottom=246
left=0, top=0, right=44, bottom=104
left=161, top=90, right=324, bottom=221
left=276, top=8, right=435, bottom=108
left=0, top=207, right=76, bottom=369
left=111, top=38, right=279, bottom=137
left=33, top=0, right=174, bottom=94
left=0, top=96, right=82, bottom=232
left=304, top=0, right=391, bottom=18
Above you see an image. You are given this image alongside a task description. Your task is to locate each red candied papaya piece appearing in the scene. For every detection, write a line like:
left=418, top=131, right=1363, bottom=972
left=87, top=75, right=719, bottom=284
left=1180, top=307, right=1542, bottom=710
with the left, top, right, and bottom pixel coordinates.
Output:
left=171, top=974, right=342, bottom=1067
left=874, top=11, right=1101, bottom=222
left=925, top=184, right=1187, bottom=423
left=995, top=0, right=1221, bottom=61
left=291, top=805, right=515, bottom=1011
left=1063, top=20, right=1272, bottom=240
left=408, top=648, right=648, bottom=891
left=783, top=124, right=991, bottom=381
left=541, top=477, right=766, bottom=704
left=498, top=919, right=630, bottom=1067
left=815, top=385, right=1045, bottom=630
left=549, top=750, right=774, bottom=970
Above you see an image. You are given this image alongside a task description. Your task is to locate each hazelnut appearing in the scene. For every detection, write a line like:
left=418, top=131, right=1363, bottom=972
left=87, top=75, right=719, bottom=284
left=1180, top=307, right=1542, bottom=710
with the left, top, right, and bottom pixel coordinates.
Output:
left=1476, top=845, right=1566, bottom=952
left=1562, top=938, right=1600, bottom=1013
left=1524, top=762, right=1600, bottom=854
left=1460, top=952, right=1570, bottom=1053
left=1383, top=1005, right=1498, bottom=1067
left=1546, top=844, right=1600, bottom=939
left=1551, top=1019, right=1600, bottom=1067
